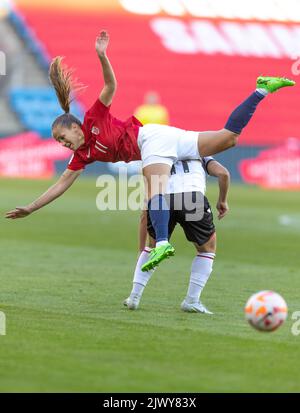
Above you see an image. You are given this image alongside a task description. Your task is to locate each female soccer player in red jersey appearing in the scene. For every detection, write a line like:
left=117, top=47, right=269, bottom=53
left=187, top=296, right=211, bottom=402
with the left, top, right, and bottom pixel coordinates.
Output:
left=5, top=30, right=295, bottom=271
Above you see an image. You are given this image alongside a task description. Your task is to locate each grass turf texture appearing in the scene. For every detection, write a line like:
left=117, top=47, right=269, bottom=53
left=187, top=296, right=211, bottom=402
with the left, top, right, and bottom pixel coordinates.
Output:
left=0, top=177, right=300, bottom=392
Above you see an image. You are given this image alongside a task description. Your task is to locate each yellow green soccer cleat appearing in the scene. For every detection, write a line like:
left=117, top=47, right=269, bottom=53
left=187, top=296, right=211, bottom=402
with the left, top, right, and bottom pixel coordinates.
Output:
left=141, top=242, right=175, bottom=272
left=256, top=76, right=296, bottom=93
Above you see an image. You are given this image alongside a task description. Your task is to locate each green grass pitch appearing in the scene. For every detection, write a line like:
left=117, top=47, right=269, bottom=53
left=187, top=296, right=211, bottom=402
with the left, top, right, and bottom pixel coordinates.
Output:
left=0, top=177, right=300, bottom=392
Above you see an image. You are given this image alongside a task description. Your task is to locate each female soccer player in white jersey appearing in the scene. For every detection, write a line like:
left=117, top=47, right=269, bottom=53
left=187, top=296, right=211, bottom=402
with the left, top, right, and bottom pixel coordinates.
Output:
left=5, top=30, right=295, bottom=272
left=124, top=157, right=229, bottom=313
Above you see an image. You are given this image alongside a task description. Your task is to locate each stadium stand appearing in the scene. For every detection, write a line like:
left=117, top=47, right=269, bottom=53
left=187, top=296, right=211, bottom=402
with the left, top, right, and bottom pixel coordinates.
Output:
left=8, top=10, right=50, bottom=71
left=0, top=10, right=49, bottom=136
left=1, top=0, right=299, bottom=181
left=12, top=3, right=299, bottom=147
left=9, top=87, right=84, bottom=137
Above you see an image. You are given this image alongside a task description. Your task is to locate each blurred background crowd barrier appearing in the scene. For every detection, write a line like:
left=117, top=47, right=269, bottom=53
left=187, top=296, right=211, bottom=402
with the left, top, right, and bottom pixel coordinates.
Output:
left=0, top=0, right=299, bottom=188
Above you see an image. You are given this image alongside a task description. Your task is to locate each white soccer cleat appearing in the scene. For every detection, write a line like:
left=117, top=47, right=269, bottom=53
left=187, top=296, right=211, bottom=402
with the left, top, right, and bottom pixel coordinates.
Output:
left=181, top=299, right=213, bottom=314
left=123, top=294, right=141, bottom=310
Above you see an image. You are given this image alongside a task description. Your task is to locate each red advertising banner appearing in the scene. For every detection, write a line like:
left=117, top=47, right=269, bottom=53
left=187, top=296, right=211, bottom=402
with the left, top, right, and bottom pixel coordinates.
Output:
left=0, top=132, right=70, bottom=178
left=239, top=138, right=300, bottom=189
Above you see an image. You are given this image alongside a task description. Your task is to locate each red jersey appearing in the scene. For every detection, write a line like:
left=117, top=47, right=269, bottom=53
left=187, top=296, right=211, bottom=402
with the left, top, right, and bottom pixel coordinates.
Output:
left=67, top=99, right=142, bottom=171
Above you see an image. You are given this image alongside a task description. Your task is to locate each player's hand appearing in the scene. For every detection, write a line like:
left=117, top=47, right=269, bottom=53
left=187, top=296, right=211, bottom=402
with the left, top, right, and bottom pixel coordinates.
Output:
left=216, top=200, right=229, bottom=220
left=5, top=206, right=33, bottom=219
left=95, top=30, right=109, bottom=56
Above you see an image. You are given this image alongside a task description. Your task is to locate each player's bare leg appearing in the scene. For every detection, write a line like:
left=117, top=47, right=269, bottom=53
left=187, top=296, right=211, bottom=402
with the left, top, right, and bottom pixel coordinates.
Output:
left=197, top=75, right=295, bottom=158
left=197, top=129, right=238, bottom=158
left=141, top=164, right=175, bottom=272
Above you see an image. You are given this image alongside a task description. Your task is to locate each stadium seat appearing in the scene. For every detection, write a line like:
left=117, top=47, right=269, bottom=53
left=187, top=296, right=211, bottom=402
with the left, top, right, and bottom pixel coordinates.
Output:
left=9, top=87, right=84, bottom=138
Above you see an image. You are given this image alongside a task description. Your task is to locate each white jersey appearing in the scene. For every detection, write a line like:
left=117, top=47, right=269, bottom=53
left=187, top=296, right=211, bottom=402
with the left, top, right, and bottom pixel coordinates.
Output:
left=166, top=157, right=214, bottom=195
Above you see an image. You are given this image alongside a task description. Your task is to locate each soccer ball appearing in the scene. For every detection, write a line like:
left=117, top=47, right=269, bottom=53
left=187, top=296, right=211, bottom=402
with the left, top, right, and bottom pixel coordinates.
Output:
left=244, top=290, right=288, bottom=332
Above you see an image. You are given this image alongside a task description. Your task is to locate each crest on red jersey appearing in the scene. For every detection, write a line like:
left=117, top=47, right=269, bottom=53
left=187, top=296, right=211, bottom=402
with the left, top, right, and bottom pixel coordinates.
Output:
left=91, top=126, right=100, bottom=135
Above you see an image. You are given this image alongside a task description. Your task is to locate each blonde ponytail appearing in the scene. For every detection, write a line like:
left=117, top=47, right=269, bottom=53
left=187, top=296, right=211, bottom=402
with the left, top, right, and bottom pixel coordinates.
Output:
left=49, top=56, right=85, bottom=113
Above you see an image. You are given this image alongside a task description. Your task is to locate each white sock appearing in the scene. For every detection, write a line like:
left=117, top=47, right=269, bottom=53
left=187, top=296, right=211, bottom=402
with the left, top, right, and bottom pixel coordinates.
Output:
left=130, top=248, right=155, bottom=297
left=186, top=253, right=215, bottom=303
left=156, top=240, right=168, bottom=247
left=256, top=88, right=268, bottom=97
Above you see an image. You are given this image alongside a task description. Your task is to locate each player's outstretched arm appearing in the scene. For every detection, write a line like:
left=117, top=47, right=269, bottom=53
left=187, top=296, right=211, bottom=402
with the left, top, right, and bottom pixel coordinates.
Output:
left=207, top=160, right=230, bottom=220
left=5, top=168, right=82, bottom=219
left=95, top=30, right=117, bottom=107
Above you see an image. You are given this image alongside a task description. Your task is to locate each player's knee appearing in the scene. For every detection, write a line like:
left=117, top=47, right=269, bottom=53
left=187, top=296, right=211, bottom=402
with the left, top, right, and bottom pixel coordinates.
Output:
left=140, top=209, right=147, bottom=221
left=209, top=233, right=217, bottom=252
left=195, top=244, right=215, bottom=254
left=229, top=132, right=239, bottom=147
left=221, top=129, right=238, bottom=149
left=195, top=233, right=216, bottom=253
